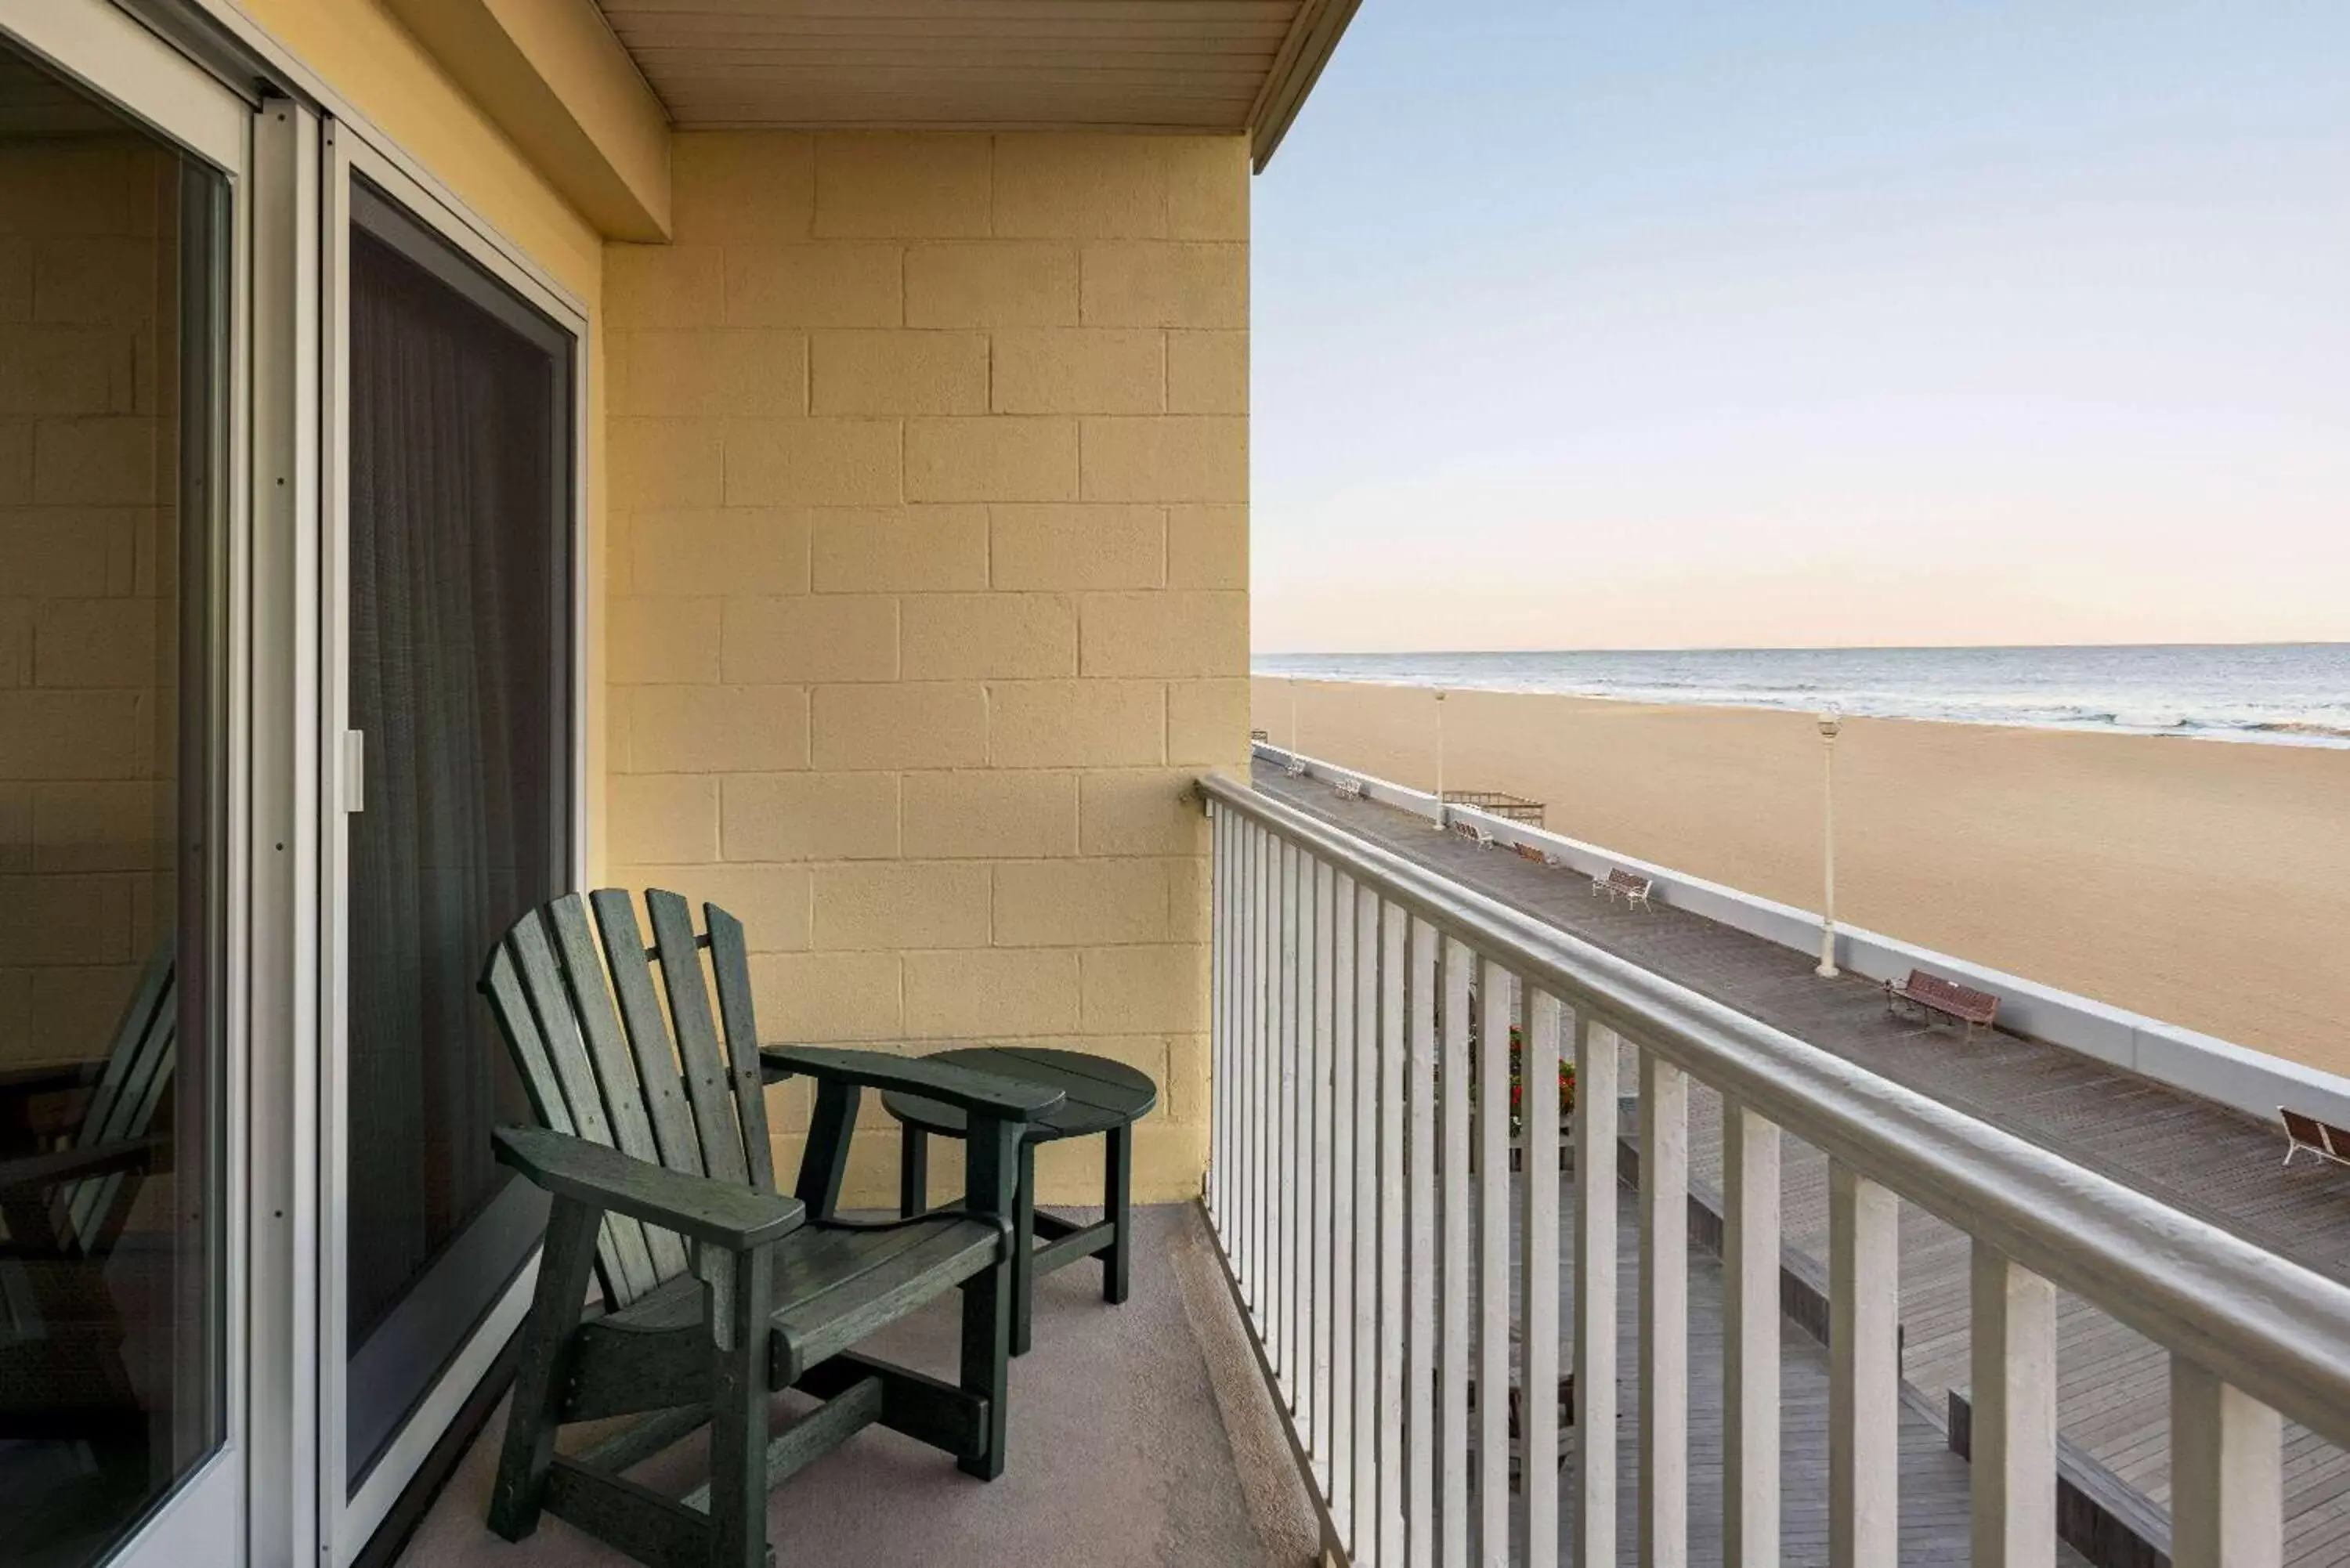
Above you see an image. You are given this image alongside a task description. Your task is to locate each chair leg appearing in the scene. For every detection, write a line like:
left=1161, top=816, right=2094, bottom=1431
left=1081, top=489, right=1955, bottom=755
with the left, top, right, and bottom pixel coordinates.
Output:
left=960, top=1122, right=1018, bottom=1480
left=1011, top=1140, right=1036, bottom=1357
left=899, top=1128, right=929, bottom=1218
left=1103, top=1123, right=1133, bottom=1306
left=704, top=1245, right=776, bottom=1568
left=487, top=1199, right=602, bottom=1542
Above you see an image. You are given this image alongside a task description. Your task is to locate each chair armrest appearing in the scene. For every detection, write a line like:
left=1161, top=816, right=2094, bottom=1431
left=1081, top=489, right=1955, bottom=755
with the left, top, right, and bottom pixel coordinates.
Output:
left=0, top=1136, right=161, bottom=1198
left=493, top=1126, right=806, bottom=1252
left=760, top=1046, right=1066, bottom=1123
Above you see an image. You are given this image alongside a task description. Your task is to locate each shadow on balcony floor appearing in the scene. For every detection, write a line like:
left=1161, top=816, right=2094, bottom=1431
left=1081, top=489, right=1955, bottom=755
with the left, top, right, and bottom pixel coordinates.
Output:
left=397, top=1204, right=1318, bottom=1568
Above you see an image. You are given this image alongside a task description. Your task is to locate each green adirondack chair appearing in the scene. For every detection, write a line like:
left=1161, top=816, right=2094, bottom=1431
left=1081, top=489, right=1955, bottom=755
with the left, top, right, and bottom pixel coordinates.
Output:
left=479, top=889, right=1065, bottom=1568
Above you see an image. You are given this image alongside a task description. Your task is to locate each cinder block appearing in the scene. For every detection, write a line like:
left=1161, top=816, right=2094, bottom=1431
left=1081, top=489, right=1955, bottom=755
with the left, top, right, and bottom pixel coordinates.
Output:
left=1166, top=857, right=1209, bottom=941
left=812, top=861, right=992, bottom=950
left=1167, top=678, right=1250, bottom=765
left=609, top=775, right=720, bottom=865
left=31, top=238, right=153, bottom=327
left=0, top=325, right=124, bottom=415
left=1079, top=769, right=1204, bottom=856
left=0, top=874, right=128, bottom=966
left=612, top=417, right=723, bottom=510
left=1165, top=138, right=1250, bottom=241
left=0, top=784, right=26, bottom=871
left=901, top=770, right=1077, bottom=858
left=1166, top=330, right=1246, bottom=414
left=1080, top=942, right=1206, bottom=1032
left=1165, top=504, right=1246, bottom=589
left=0, top=691, right=144, bottom=780
left=749, top=951, right=902, bottom=1042
left=1079, top=591, right=1246, bottom=678
left=0, top=237, right=27, bottom=323
left=30, top=782, right=161, bottom=872
left=616, top=684, right=810, bottom=774
left=988, top=679, right=1162, bottom=768
left=992, top=329, right=1162, bottom=415
left=901, top=593, right=1076, bottom=680
left=671, top=132, right=815, bottom=243
left=811, top=504, right=988, bottom=592
left=0, top=600, right=26, bottom=688
left=603, top=862, right=812, bottom=952
left=722, top=418, right=902, bottom=507
left=1121, top=1119, right=1207, bottom=1204
left=1079, top=416, right=1246, bottom=504
left=0, top=508, right=137, bottom=597
left=991, top=135, right=1166, bottom=239
left=993, top=858, right=1172, bottom=947
left=1165, top=1032, right=1210, bottom=1123
left=0, top=421, right=27, bottom=505
left=1079, top=242, right=1246, bottom=329
left=607, top=244, right=725, bottom=330
left=904, top=417, right=1076, bottom=502
left=904, top=242, right=1078, bottom=327
left=629, top=508, right=811, bottom=598
left=609, top=596, right=720, bottom=685
left=722, top=594, right=897, bottom=683
left=611, top=330, right=808, bottom=417
left=814, top=134, right=992, bottom=238
left=810, top=331, right=988, bottom=416
left=725, top=244, right=902, bottom=328
left=33, top=600, right=154, bottom=688
left=812, top=681, right=988, bottom=769
left=989, top=504, right=1163, bottom=590
left=904, top=948, right=1079, bottom=1035
left=34, top=420, right=155, bottom=506
left=723, top=772, right=898, bottom=862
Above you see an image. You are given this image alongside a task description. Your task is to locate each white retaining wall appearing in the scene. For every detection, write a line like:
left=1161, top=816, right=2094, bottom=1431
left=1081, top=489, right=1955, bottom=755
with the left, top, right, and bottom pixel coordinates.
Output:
left=1250, top=742, right=2350, bottom=1131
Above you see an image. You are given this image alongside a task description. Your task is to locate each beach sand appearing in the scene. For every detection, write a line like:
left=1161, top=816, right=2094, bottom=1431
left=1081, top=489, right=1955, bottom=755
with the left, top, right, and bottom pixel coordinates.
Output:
left=1251, top=677, right=2350, bottom=1077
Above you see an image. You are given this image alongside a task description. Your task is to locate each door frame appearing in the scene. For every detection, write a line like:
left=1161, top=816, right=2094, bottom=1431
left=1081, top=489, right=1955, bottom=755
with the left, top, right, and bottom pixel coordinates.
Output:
left=0, top=3, right=256, bottom=1566
left=316, top=124, right=592, bottom=1568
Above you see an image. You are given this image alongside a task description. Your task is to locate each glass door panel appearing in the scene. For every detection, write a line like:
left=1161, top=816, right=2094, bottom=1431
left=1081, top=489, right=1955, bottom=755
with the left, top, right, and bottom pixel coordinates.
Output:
left=0, top=29, right=230, bottom=1568
left=336, top=175, right=573, bottom=1493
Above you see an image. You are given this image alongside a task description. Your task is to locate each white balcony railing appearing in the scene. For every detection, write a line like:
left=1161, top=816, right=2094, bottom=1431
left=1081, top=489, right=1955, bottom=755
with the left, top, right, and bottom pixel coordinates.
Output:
left=1198, top=771, right=2350, bottom=1568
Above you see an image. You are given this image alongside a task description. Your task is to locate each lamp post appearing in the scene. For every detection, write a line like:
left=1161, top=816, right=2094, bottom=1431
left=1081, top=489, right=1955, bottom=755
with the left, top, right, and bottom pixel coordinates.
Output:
left=1816, top=711, right=1842, bottom=977
left=1433, top=688, right=1448, bottom=829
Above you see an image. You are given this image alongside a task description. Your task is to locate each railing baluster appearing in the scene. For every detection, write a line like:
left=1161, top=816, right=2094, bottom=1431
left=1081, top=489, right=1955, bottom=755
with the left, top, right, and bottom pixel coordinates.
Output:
left=1477, top=958, right=1513, bottom=1563
left=1354, top=885, right=1381, bottom=1561
left=1441, top=938, right=1474, bottom=1566
left=1378, top=899, right=1408, bottom=1567
left=2171, top=1357, right=2282, bottom=1568
left=1246, top=822, right=1264, bottom=1315
left=1406, top=916, right=1439, bottom=1567
left=1253, top=824, right=1271, bottom=1325
left=1828, top=1162, right=1898, bottom=1568
left=1723, top=1097, right=1781, bottom=1568
left=1971, top=1241, right=2055, bottom=1568
left=1331, top=872, right=1358, bottom=1534
left=1310, top=862, right=1336, bottom=1479
left=1573, top=1017, right=1620, bottom=1568
left=1276, top=838, right=1300, bottom=1388
left=1212, top=809, right=1229, bottom=1230
left=1522, top=988, right=1564, bottom=1566
left=1640, top=1049, right=1689, bottom=1568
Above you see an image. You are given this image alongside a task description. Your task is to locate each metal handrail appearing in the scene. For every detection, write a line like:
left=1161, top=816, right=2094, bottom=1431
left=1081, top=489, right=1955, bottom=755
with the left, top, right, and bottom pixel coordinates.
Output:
left=1198, top=769, right=2350, bottom=1451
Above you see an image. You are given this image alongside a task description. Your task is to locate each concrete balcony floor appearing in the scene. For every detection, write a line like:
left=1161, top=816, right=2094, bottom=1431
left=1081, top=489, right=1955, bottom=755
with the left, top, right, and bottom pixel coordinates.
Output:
left=397, top=1204, right=1319, bottom=1567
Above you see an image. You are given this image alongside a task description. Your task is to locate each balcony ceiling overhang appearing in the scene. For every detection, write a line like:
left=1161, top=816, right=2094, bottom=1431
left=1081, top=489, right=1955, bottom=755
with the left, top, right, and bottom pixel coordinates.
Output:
left=594, top=0, right=1360, bottom=171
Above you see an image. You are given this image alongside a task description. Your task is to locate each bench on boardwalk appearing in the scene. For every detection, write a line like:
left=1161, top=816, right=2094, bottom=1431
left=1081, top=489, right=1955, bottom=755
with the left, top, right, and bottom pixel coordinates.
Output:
left=2278, top=1108, right=2350, bottom=1169
left=1282, top=757, right=1308, bottom=779
left=1449, top=817, right=1494, bottom=849
left=1590, top=868, right=1653, bottom=910
left=1510, top=841, right=1546, bottom=865
left=1333, top=775, right=1363, bottom=800
left=1885, top=968, right=2000, bottom=1040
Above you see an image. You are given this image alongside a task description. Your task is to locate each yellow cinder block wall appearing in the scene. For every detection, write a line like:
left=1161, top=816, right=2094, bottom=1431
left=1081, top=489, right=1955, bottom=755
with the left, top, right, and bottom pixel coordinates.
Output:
left=604, top=132, right=1250, bottom=1205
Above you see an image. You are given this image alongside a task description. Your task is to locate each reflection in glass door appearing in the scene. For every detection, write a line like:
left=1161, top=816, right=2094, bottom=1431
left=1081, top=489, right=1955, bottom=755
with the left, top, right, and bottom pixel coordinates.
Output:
left=0, top=32, right=228, bottom=1568
left=336, top=176, right=573, bottom=1494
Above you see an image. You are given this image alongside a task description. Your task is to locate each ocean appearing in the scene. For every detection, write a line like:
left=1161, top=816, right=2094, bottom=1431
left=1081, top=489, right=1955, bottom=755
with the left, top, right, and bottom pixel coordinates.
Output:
left=1251, top=643, right=2350, bottom=748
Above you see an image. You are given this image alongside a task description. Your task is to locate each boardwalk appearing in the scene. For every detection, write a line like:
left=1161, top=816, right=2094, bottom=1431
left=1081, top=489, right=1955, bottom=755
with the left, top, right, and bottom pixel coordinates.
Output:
left=1255, top=761, right=2350, bottom=1566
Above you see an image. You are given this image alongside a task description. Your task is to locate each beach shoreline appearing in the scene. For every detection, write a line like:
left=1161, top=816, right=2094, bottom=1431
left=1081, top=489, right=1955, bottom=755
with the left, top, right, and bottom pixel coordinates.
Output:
left=1252, top=676, right=2350, bottom=1077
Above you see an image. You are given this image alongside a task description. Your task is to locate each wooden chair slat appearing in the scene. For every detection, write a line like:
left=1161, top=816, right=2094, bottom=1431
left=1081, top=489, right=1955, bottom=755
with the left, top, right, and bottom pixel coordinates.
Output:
left=589, top=889, right=706, bottom=1180
left=501, top=916, right=661, bottom=1306
left=59, top=942, right=178, bottom=1255
left=547, top=897, right=689, bottom=1285
left=646, top=890, right=749, bottom=1187
left=701, top=902, right=773, bottom=1191
left=77, top=940, right=175, bottom=1149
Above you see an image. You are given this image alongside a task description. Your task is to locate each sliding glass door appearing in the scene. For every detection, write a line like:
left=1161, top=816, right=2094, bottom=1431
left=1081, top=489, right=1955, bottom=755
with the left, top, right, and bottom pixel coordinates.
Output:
left=321, top=143, right=580, bottom=1553
left=0, top=5, right=248, bottom=1567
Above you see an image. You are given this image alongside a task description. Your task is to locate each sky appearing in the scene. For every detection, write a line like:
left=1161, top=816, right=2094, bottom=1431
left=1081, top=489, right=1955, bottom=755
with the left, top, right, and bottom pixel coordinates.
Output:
left=1248, top=3, right=2350, bottom=653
